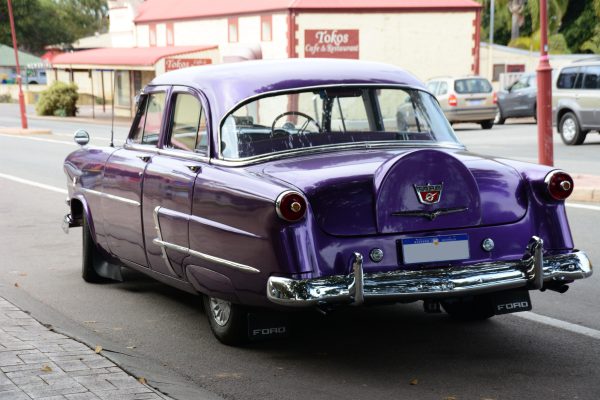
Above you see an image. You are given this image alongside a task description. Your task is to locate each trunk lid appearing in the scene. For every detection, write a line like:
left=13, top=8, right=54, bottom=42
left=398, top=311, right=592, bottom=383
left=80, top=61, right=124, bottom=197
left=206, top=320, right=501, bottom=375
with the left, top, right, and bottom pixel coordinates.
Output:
left=258, top=148, right=528, bottom=236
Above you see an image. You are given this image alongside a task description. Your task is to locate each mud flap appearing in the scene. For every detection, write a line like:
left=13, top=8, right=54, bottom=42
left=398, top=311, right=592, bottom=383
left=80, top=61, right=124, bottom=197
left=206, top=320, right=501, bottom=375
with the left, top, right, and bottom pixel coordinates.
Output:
left=492, top=289, right=532, bottom=315
left=247, top=311, right=290, bottom=341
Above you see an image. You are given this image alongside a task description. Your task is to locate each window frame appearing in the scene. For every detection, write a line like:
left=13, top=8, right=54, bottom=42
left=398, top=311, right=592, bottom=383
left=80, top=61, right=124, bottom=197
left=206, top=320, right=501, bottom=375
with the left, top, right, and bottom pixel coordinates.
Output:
left=164, top=86, right=210, bottom=157
left=261, top=15, right=272, bottom=42
left=126, top=85, right=171, bottom=150
left=228, top=17, right=239, bottom=43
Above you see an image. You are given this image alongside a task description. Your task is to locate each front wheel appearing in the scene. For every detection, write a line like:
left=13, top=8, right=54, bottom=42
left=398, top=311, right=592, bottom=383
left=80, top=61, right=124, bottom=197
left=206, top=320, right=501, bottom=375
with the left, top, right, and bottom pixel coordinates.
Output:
left=480, top=120, right=494, bottom=130
left=559, top=112, right=586, bottom=145
left=203, top=296, right=248, bottom=346
left=441, top=296, right=495, bottom=321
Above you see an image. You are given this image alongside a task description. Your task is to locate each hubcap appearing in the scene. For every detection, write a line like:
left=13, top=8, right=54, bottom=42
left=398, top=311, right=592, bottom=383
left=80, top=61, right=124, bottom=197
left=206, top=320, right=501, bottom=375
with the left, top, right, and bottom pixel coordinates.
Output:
left=209, top=298, right=232, bottom=326
left=494, top=110, right=501, bottom=123
left=562, top=117, right=577, bottom=141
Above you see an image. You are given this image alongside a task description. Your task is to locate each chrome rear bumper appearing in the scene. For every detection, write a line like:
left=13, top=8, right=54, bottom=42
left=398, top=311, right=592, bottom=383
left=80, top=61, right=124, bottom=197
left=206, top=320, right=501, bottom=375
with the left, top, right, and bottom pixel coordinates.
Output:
left=266, top=237, right=592, bottom=307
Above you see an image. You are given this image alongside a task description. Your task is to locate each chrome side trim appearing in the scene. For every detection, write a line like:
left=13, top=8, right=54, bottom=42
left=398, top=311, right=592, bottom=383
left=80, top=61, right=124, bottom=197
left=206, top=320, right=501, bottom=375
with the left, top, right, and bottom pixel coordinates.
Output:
left=123, top=143, right=160, bottom=153
left=153, top=239, right=260, bottom=274
left=152, top=206, right=178, bottom=277
left=266, top=238, right=593, bottom=307
left=81, top=188, right=140, bottom=207
left=156, top=207, right=261, bottom=238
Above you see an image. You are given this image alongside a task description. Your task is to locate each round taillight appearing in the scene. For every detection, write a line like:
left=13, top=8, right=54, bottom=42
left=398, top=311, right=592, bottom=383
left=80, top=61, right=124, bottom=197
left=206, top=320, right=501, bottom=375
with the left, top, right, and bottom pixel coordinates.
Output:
left=545, top=170, right=574, bottom=200
left=275, top=191, right=307, bottom=222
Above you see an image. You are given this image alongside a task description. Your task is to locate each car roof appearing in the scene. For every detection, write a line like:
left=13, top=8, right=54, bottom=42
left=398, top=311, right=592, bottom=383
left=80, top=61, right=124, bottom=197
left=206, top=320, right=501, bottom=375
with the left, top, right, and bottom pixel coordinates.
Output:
left=149, top=58, right=425, bottom=121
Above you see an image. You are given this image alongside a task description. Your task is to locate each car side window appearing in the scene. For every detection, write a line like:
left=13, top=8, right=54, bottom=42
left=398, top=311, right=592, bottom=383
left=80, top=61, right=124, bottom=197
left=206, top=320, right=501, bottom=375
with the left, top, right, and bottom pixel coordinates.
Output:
left=511, top=76, right=529, bottom=91
left=168, top=92, right=208, bottom=154
left=130, top=92, right=166, bottom=146
left=557, top=68, right=579, bottom=89
left=438, top=82, right=448, bottom=95
left=582, top=66, right=600, bottom=90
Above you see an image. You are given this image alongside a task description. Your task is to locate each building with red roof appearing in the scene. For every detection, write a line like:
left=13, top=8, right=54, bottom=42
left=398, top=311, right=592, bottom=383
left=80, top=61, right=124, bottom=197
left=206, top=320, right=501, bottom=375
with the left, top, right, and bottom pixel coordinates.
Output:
left=49, top=0, right=482, bottom=117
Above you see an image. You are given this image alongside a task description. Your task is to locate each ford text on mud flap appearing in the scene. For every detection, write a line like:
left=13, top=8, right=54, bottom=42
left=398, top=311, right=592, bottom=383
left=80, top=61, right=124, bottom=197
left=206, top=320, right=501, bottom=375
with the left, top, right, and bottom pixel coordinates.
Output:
left=491, top=290, right=532, bottom=315
left=248, top=312, right=290, bottom=341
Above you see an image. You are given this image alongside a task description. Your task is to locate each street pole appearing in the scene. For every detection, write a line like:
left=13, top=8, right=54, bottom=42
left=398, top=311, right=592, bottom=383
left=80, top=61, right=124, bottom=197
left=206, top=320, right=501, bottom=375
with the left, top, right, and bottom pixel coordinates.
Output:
left=488, top=0, right=495, bottom=81
left=7, top=0, right=28, bottom=129
left=536, top=0, right=553, bottom=166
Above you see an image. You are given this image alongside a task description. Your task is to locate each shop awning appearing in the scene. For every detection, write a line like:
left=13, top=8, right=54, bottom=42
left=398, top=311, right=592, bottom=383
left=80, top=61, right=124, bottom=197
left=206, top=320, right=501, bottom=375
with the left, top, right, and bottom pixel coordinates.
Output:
left=51, top=46, right=218, bottom=69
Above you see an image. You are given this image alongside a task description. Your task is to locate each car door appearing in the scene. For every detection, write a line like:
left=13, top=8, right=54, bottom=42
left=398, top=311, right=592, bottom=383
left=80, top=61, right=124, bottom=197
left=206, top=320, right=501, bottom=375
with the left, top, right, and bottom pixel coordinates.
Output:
left=141, top=87, right=208, bottom=278
left=102, top=87, right=169, bottom=267
left=505, top=75, right=529, bottom=116
left=579, top=66, right=600, bottom=129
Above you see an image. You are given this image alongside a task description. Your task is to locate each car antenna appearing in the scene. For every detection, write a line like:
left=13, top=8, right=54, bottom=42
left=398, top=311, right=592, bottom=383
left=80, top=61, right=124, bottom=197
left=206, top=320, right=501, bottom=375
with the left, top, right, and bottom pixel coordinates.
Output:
left=109, top=70, right=115, bottom=147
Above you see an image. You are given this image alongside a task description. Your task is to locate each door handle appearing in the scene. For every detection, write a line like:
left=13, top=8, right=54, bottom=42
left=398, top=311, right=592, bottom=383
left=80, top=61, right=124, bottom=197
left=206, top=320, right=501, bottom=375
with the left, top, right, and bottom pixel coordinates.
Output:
left=186, top=165, right=201, bottom=173
left=136, top=155, right=151, bottom=163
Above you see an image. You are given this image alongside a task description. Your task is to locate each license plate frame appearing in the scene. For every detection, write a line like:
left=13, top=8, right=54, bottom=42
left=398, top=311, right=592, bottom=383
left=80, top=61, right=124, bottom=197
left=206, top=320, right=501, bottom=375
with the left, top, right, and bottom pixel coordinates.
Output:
left=399, top=234, right=470, bottom=265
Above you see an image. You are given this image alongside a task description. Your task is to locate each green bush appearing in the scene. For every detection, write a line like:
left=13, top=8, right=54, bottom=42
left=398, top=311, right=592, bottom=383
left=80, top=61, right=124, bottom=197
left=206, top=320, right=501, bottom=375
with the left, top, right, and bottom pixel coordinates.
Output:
left=0, top=93, right=13, bottom=103
left=36, top=81, right=78, bottom=116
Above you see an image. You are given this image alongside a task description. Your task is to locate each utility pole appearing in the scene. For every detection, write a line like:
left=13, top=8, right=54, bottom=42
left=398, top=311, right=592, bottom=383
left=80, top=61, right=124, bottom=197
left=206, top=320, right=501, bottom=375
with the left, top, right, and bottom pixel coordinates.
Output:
left=537, top=0, right=553, bottom=166
left=7, top=0, right=28, bottom=129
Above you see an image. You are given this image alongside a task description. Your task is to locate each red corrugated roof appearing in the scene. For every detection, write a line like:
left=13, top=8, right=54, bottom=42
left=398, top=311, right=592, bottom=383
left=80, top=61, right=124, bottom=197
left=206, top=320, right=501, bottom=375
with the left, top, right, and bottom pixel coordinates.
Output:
left=51, top=46, right=217, bottom=66
left=134, top=0, right=481, bottom=23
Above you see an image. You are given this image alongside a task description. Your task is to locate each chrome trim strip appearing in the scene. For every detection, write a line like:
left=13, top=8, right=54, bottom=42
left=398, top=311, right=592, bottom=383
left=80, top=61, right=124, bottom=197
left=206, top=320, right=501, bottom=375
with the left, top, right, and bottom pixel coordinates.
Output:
left=392, top=207, right=468, bottom=221
left=152, top=206, right=178, bottom=277
left=123, top=143, right=160, bottom=153
left=266, top=238, right=592, bottom=307
left=80, top=188, right=140, bottom=207
left=153, top=239, right=260, bottom=274
left=211, top=142, right=465, bottom=168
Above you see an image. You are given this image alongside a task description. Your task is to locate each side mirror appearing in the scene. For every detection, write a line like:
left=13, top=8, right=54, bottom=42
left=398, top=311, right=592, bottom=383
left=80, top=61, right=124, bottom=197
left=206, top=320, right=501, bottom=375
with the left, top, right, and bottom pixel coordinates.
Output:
left=74, top=130, right=90, bottom=146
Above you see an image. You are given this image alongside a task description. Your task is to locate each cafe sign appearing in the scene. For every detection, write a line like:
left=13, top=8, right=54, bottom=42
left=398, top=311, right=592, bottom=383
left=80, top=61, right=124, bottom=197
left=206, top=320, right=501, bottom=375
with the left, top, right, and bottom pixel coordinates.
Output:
left=304, top=29, right=359, bottom=59
left=165, top=58, right=212, bottom=71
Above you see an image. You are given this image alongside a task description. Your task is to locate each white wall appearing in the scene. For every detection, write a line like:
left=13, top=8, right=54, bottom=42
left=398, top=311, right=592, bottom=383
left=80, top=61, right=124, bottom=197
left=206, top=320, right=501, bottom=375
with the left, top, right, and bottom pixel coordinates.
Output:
left=262, top=13, right=289, bottom=59
left=173, top=18, right=229, bottom=46
left=136, top=24, right=150, bottom=47
left=156, top=23, right=167, bottom=47
left=296, top=12, right=477, bottom=81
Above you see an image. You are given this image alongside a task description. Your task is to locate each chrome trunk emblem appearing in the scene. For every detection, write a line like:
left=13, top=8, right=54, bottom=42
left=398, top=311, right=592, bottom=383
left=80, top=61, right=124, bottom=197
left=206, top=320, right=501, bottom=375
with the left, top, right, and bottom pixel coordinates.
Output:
left=414, top=183, right=443, bottom=205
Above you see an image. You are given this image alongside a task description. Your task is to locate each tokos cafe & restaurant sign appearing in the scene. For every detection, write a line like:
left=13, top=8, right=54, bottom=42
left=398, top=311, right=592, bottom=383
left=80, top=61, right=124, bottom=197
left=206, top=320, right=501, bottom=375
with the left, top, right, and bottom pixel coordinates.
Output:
left=165, top=58, right=212, bottom=71
left=304, top=29, right=359, bottom=59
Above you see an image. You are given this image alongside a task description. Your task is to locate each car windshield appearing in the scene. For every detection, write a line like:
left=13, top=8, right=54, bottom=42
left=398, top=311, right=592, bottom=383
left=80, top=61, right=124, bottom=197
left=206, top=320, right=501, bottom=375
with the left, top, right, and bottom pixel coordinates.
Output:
left=220, top=87, right=460, bottom=160
left=454, top=78, right=493, bottom=94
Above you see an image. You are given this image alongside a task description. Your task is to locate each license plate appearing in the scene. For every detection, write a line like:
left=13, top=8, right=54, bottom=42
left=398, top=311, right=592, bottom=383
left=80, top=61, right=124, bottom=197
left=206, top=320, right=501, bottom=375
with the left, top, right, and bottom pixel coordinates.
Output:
left=468, top=99, right=484, bottom=106
left=400, top=234, right=470, bottom=264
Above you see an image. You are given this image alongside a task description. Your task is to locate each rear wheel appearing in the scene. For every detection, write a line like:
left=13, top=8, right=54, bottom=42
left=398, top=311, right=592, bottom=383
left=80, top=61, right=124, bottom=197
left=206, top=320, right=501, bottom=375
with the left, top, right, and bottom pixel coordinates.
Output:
left=480, top=120, right=494, bottom=130
left=82, top=214, right=110, bottom=283
left=494, top=107, right=505, bottom=125
left=559, top=112, right=586, bottom=145
left=203, top=296, right=248, bottom=346
left=441, top=296, right=495, bottom=321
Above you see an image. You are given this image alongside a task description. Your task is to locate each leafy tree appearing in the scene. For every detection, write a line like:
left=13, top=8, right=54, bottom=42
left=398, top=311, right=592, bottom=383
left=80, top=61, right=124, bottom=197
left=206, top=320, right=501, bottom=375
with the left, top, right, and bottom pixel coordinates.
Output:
left=0, top=0, right=107, bottom=55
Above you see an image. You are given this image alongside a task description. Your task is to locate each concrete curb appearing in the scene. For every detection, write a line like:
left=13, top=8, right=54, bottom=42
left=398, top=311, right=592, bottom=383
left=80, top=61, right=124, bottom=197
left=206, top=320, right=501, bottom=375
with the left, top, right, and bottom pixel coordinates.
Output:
left=0, top=128, right=51, bottom=135
left=27, top=114, right=131, bottom=127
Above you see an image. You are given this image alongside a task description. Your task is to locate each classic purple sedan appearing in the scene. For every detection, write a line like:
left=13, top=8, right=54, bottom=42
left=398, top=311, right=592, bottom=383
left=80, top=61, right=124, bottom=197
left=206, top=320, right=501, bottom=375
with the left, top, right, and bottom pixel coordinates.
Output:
left=63, top=59, right=592, bottom=345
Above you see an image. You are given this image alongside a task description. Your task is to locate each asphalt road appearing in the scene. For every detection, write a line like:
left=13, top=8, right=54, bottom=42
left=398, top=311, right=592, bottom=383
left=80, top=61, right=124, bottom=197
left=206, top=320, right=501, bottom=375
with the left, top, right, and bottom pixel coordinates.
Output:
left=0, top=112, right=599, bottom=400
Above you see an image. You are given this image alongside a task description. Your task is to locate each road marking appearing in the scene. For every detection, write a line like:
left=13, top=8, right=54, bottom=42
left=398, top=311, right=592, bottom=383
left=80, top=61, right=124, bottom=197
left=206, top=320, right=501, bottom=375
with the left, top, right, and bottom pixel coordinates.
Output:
left=515, top=311, right=600, bottom=340
left=0, top=173, right=67, bottom=195
left=0, top=133, right=76, bottom=146
left=566, top=203, right=600, bottom=212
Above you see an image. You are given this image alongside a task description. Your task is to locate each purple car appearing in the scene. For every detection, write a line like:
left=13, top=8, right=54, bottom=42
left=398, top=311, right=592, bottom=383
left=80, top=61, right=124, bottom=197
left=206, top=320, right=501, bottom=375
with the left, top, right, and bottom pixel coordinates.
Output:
left=63, top=59, right=592, bottom=345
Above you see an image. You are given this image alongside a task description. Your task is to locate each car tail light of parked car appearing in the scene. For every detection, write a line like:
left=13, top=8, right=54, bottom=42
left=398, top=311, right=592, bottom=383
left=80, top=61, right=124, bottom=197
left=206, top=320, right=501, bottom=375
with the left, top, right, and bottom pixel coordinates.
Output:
left=493, top=92, right=498, bottom=104
left=545, top=170, right=574, bottom=200
left=448, top=94, right=457, bottom=107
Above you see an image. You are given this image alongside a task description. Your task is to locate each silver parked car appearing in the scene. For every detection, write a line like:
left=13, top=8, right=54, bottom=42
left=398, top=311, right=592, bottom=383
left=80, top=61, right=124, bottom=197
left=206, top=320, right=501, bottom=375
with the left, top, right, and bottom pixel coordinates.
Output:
left=427, top=76, right=497, bottom=129
left=496, top=72, right=537, bottom=124
left=553, top=60, right=600, bottom=145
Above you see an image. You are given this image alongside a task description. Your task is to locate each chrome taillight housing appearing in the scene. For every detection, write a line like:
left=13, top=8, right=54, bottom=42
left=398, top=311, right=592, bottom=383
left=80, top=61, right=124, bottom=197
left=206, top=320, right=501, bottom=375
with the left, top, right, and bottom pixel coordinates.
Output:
left=275, top=190, right=307, bottom=222
left=545, top=170, right=574, bottom=201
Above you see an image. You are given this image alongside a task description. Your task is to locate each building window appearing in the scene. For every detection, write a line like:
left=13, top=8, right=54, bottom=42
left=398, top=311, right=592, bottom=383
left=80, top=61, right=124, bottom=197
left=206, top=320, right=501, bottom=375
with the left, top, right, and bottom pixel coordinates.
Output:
left=261, top=15, right=272, bottom=42
left=149, top=24, right=157, bottom=47
left=116, top=71, right=131, bottom=108
left=166, top=23, right=174, bottom=46
left=228, top=17, right=238, bottom=43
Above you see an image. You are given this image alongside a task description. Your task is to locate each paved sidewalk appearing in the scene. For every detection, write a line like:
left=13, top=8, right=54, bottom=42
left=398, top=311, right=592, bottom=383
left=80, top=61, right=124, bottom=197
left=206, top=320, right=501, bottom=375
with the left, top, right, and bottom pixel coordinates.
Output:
left=572, top=174, right=600, bottom=203
left=0, top=297, right=172, bottom=400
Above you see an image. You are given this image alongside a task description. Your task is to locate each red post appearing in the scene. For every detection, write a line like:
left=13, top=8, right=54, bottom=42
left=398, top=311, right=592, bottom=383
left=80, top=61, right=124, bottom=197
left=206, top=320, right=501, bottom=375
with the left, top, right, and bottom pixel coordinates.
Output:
left=7, top=0, right=28, bottom=129
left=536, top=0, right=552, bottom=166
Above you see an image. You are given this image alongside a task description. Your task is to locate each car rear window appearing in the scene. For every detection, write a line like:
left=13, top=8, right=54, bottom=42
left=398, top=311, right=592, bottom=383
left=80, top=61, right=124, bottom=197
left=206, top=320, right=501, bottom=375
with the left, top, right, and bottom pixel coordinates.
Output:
left=454, top=78, right=492, bottom=94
